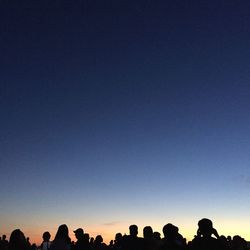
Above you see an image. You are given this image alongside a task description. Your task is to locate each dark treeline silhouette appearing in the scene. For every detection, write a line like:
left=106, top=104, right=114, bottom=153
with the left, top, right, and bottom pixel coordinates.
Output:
left=0, top=219, right=249, bottom=250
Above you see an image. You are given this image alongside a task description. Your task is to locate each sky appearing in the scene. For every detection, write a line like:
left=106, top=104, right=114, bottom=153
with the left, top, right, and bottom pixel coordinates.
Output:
left=1, top=0, right=250, bottom=244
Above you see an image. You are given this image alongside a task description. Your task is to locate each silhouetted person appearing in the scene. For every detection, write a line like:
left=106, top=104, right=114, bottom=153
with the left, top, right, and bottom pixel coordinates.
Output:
left=111, top=233, right=123, bottom=250
left=41, top=232, right=52, bottom=250
left=190, top=218, right=221, bottom=250
left=50, top=224, right=71, bottom=250
left=84, top=234, right=90, bottom=243
left=143, top=226, right=158, bottom=250
left=8, top=229, right=30, bottom=250
left=90, top=237, right=94, bottom=249
left=219, top=236, right=230, bottom=250
left=153, top=232, right=162, bottom=250
left=72, top=228, right=91, bottom=250
left=143, top=226, right=154, bottom=240
left=93, top=235, right=107, bottom=250
left=1, top=235, right=8, bottom=250
left=160, top=223, right=185, bottom=250
left=227, top=236, right=232, bottom=249
left=26, top=237, right=31, bottom=248
left=31, top=243, right=37, bottom=250
left=231, top=235, right=247, bottom=250
left=122, top=225, right=144, bottom=250
left=153, top=232, right=161, bottom=241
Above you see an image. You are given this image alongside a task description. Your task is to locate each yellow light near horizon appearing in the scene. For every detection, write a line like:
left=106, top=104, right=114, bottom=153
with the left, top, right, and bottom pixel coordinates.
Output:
left=2, top=216, right=250, bottom=246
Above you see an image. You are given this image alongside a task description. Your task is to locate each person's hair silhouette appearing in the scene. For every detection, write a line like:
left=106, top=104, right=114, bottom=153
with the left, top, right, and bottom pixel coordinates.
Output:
left=50, top=224, right=71, bottom=250
left=143, top=226, right=153, bottom=239
left=8, top=229, right=30, bottom=250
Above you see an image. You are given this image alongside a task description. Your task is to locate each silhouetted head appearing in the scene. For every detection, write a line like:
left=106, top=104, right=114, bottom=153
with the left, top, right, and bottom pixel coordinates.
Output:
left=115, top=233, right=123, bottom=243
left=198, top=218, right=213, bottom=237
left=153, top=232, right=161, bottom=240
left=163, top=223, right=178, bottom=238
left=232, top=235, right=246, bottom=249
left=9, top=229, right=27, bottom=250
left=55, top=224, right=69, bottom=241
left=84, top=233, right=90, bottom=242
left=2, top=235, right=7, bottom=240
left=219, top=235, right=227, bottom=244
left=74, top=228, right=84, bottom=239
left=43, top=232, right=51, bottom=241
left=143, top=226, right=153, bottom=239
left=129, top=225, right=138, bottom=237
left=95, top=235, right=103, bottom=244
left=10, top=229, right=26, bottom=243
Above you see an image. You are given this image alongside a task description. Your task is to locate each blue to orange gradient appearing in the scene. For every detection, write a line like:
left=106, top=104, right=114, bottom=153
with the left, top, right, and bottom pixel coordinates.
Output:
left=1, top=0, right=250, bottom=245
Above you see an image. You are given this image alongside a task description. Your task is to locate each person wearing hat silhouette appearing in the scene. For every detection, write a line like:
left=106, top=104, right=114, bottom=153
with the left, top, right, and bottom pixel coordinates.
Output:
left=73, top=228, right=90, bottom=250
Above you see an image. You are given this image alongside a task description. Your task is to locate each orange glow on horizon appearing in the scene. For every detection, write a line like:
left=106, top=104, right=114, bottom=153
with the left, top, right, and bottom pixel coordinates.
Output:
left=2, top=219, right=250, bottom=245
left=1, top=226, right=250, bottom=246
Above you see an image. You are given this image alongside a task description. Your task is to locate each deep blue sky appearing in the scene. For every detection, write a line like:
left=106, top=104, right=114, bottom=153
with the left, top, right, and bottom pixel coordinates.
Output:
left=1, top=0, right=250, bottom=242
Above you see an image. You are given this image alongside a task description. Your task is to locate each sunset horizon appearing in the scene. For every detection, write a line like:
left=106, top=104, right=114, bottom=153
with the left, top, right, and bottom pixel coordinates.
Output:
left=1, top=0, right=250, bottom=249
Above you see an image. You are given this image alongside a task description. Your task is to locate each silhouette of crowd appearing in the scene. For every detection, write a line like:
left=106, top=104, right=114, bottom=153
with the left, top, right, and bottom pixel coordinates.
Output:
left=0, top=219, right=248, bottom=250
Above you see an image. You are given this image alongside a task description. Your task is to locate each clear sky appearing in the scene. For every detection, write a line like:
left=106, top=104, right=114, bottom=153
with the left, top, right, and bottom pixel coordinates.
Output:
left=1, top=0, right=250, bottom=245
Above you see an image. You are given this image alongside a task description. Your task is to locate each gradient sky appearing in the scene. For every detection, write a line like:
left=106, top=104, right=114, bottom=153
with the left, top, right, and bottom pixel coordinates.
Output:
left=1, top=0, right=250, bottom=244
